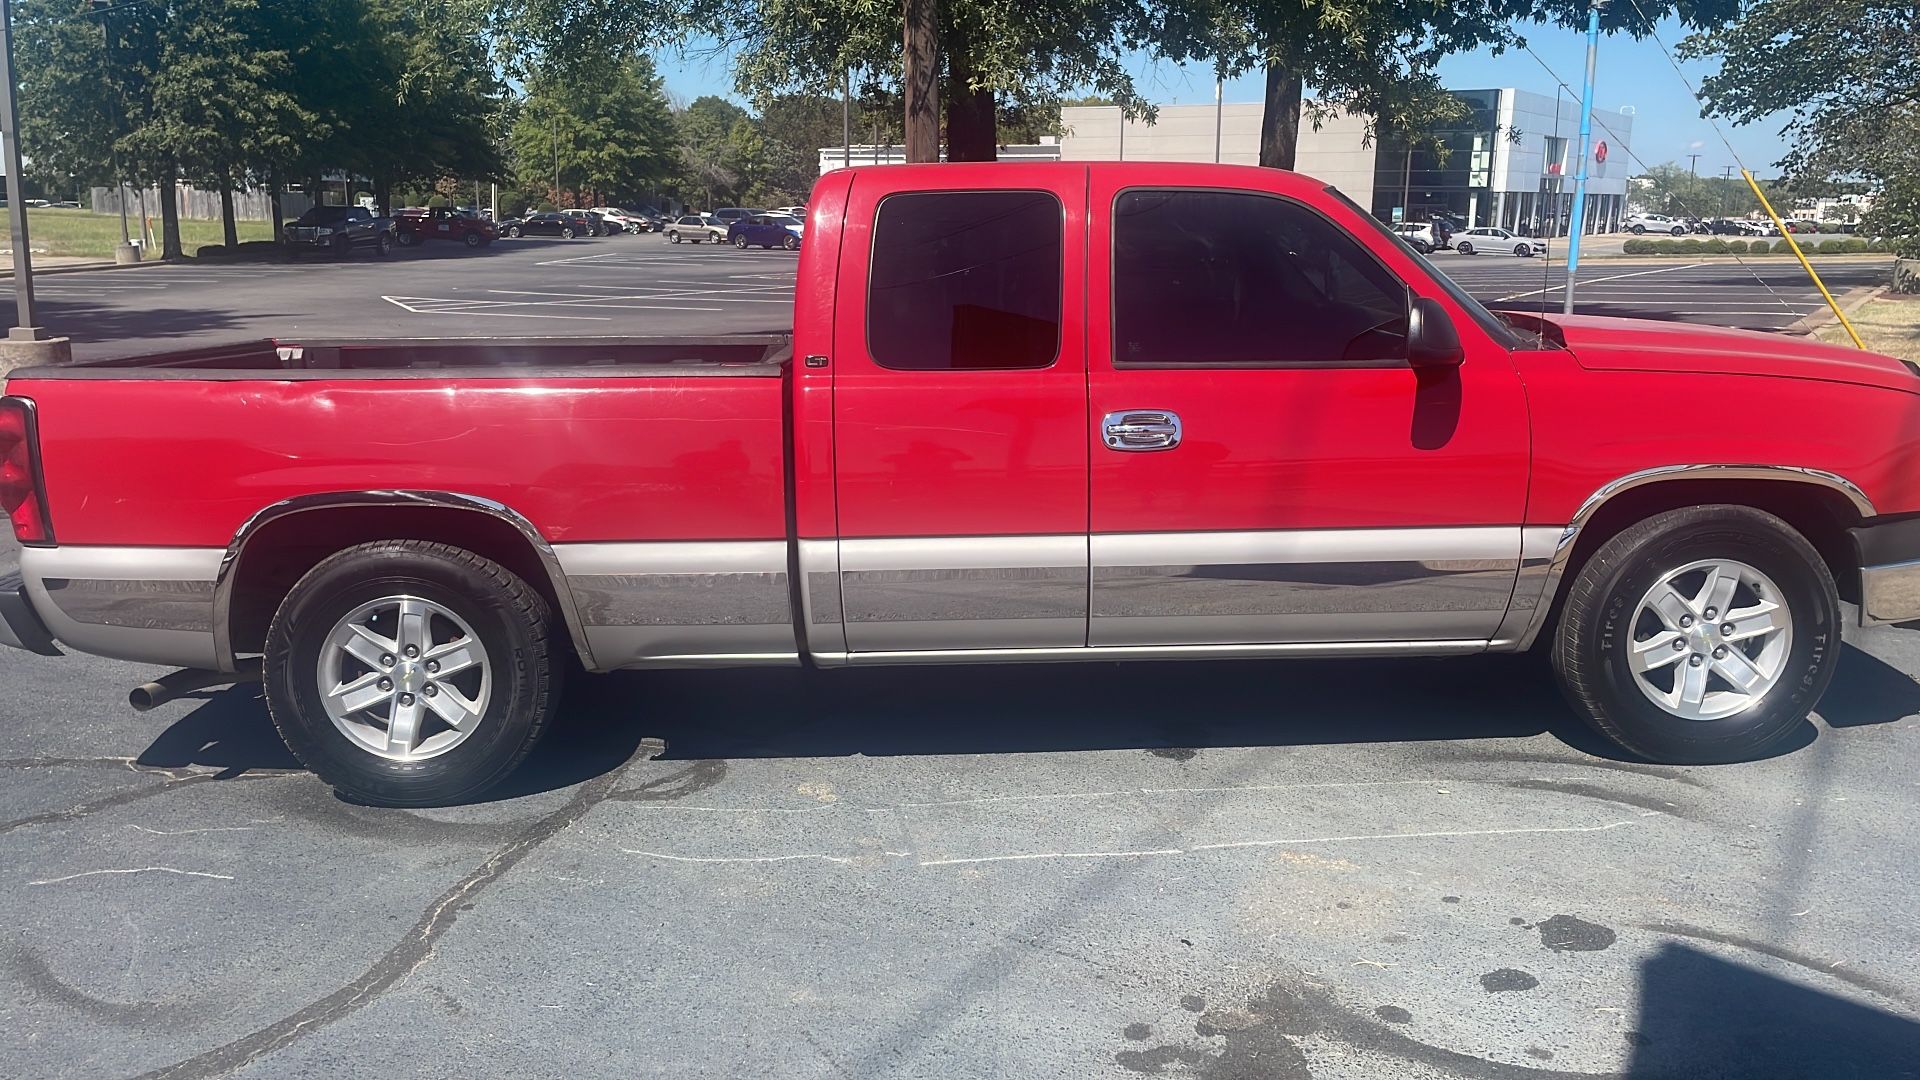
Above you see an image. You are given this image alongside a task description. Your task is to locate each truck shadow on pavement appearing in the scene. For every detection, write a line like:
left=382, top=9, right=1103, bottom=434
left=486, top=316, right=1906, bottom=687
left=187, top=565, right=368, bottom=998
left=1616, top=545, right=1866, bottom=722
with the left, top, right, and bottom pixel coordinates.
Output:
left=133, top=642, right=1920, bottom=804
left=6, top=301, right=251, bottom=350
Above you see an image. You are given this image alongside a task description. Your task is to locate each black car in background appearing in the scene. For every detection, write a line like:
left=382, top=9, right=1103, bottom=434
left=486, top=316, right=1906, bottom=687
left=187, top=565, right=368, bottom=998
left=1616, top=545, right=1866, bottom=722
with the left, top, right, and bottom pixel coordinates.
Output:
left=282, top=205, right=393, bottom=256
left=499, top=212, right=580, bottom=238
left=560, top=209, right=615, bottom=237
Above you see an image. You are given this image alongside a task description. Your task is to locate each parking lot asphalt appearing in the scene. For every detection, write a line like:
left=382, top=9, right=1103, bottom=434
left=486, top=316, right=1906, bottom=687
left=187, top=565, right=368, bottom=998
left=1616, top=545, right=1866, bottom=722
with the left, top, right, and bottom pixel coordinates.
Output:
left=4, top=520, right=1920, bottom=1078
left=0, top=231, right=1892, bottom=363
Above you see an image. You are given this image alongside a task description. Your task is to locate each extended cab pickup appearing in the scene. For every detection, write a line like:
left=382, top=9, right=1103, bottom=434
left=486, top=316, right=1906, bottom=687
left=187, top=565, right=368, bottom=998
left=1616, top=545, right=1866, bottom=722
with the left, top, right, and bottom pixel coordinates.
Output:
left=5, top=162, right=1920, bottom=806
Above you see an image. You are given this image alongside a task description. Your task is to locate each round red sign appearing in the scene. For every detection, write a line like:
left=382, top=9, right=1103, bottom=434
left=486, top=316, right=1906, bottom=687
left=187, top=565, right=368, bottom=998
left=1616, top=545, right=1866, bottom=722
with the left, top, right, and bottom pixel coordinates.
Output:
left=1596, top=141, right=1609, bottom=163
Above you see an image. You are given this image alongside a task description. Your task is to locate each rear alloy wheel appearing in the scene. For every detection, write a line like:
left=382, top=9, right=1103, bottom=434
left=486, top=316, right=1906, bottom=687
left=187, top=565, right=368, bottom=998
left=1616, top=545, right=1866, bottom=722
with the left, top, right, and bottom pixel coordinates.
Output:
left=396, top=230, right=416, bottom=246
left=1671, top=226, right=1687, bottom=236
left=561, top=226, right=576, bottom=239
left=264, top=540, right=562, bottom=806
left=734, top=235, right=749, bottom=249
left=507, top=225, right=522, bottom=238
left=1457, top=240, right=1475, bottom=255
left=1552, top=505, right=1839, bottom=765
left=464, top=231, right=483, bottom=248
left=783, top=235, right=799, bottom=250
left=1631, top=225, right=1646, bottom=235
left=375, top=233, right=391, bottom=257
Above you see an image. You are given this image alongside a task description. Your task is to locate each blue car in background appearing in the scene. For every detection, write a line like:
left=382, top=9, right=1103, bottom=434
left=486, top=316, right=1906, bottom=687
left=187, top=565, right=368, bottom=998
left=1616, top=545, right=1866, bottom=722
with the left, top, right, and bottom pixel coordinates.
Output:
left=727, top=213, right=804, bottom=250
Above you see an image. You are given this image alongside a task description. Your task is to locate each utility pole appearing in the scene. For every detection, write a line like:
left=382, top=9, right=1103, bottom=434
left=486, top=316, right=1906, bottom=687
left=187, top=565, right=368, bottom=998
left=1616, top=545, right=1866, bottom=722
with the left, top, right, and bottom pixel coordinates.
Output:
left=1722, top=164, right=1736, bottom=218
left=0, top=0, right=65, bottom=360
left=551, top=113, right=559, bottom=205
left=1214, top=76, right=1224, bottom=163
left=1687, top=152, right=1701, bottom=178
left=842, top=70, right=852, bottom=168
left=1563, top=0, right=1604, bottom=316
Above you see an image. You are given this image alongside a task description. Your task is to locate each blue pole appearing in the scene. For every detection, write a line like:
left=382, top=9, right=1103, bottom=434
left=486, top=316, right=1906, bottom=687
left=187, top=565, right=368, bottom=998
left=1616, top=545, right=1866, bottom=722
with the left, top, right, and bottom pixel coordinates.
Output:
left=1563, top=0, right=1601, bottom=315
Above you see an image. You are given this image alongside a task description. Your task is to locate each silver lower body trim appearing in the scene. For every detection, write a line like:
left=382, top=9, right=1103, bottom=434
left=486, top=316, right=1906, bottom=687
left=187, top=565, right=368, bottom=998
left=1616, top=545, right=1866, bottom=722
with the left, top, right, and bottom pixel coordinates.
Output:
left=1090, top=528, right=1522, bottom=646
left=1860, top=558, right=1920, bottom=626
left=20, top=546, right=224, bottom=669
left=553, top=541, right=797, bottom=668
left=818, top=638, right=1489, bottom=666
left=1489, top=526, right=1566, bottom=648
left=839, top=536, right=1086, bottom=651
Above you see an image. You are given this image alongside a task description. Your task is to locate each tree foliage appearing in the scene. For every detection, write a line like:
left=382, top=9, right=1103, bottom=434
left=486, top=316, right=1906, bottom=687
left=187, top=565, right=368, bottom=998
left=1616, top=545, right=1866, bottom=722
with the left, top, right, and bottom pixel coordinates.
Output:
left=509, top=55, right=677, bottom=207
left=1682, top=0, right=1920, bottom=252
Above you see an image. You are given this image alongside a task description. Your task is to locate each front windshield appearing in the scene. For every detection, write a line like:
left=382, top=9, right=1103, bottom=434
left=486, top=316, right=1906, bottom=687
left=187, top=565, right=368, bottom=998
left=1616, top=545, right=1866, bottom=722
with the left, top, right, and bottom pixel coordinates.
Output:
left=1325, top=187, right=1524, bottom=350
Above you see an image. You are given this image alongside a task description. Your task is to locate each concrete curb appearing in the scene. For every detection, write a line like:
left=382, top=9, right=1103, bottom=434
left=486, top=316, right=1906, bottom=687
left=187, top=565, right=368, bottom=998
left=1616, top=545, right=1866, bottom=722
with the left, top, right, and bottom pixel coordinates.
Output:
left=1783, top=285, right=1885, bottom=337
left=0, top=257, right=177, bottom=279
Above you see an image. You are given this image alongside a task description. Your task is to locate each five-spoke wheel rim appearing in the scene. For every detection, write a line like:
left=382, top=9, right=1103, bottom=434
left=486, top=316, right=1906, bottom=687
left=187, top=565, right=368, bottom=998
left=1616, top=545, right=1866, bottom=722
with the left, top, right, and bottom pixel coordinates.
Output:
left=1627, top=559, right=1792, bottom=721
left=317, top=595, right=491, bottom=761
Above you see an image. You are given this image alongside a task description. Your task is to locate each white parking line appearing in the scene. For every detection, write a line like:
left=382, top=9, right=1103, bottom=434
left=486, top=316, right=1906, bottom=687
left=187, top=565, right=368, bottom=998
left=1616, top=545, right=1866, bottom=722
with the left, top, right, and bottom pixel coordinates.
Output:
left=1495, top=262, right=1709, bottom=301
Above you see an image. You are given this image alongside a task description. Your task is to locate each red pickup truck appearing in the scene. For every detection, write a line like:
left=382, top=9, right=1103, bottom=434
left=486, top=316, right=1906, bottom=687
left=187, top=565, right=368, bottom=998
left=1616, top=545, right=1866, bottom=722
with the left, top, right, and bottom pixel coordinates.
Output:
left=4, top=162, right=1918, bottom=806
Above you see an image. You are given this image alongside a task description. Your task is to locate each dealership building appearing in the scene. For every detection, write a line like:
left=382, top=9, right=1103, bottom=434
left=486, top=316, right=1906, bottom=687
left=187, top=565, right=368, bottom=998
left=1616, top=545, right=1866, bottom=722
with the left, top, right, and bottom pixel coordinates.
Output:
left=821, top=88, right=1635, bottom=236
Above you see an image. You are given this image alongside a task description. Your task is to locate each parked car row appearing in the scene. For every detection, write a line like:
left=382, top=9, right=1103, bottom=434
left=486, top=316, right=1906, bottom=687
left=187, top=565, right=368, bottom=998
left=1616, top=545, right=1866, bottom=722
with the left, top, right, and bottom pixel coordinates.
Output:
left=663, top=208, right=807, bottom=250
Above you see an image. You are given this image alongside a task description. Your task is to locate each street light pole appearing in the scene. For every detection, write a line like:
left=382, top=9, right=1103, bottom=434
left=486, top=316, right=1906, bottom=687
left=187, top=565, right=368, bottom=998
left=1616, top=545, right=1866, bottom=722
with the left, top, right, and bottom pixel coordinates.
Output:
left=0, top=0, right=45, bottom=340
left=1562, top=0, right=1603, bottom=316
left=842, top=69, right=852, bottom=168
left=1214, top=76, right=1223, bottom=163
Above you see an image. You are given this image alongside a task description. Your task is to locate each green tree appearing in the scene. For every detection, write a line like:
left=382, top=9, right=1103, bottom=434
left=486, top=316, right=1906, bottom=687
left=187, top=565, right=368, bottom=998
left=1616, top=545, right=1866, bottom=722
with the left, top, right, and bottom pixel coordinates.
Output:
left=510, top=55, right=678, bottom=207
left=1682, top=0, right=1919, bottom=252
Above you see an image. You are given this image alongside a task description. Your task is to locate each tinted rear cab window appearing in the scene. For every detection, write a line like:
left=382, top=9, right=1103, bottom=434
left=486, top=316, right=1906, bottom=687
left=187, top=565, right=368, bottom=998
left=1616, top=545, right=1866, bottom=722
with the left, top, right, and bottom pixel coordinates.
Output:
left=867, top=190, right=1063, bottom=371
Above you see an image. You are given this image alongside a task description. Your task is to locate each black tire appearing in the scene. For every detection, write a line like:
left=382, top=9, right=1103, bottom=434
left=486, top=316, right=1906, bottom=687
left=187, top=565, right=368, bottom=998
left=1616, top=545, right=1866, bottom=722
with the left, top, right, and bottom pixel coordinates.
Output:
left=375, top=233, right=391, bottom=257
left=1671, top=226, right=1686, bottom=236
left=1552, top=505, right=1840, bottom=765
left=734, top=235, right=749, bottom=249
left=263, top=540, right=562, bottom=807
left=783, top=234, right=799, bottom=251
left=464, top=231, right=483, bottom=247
left=668, top=230, right=681, bottom=243
left=1631, top=225, right=1646, bottom=235
left=507, top=225, right=522, bottom=238
left=1457, top=240, right=1474, bottom=255
left=1515, top=244, right=1532, bottom=257
left=396, top=230, right=416, bottom=247
left=561, top=226, right=575, bottom=239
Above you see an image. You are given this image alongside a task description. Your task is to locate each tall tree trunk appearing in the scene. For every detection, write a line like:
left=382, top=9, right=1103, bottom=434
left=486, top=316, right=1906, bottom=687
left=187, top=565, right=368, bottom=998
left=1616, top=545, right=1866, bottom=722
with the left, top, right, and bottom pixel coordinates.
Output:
left=902, top=0, right=939, bottom=162
left=219, top=183, right=238, bottom=248
left=1259, top=60, right=1304, bottom=170
left=269, top=173, right=285, bottom=245
left=374, top=175, right=391, bottom=216
left=943, top=20, right=997, bottom=161
left=159, top=169, right=183, bottom=259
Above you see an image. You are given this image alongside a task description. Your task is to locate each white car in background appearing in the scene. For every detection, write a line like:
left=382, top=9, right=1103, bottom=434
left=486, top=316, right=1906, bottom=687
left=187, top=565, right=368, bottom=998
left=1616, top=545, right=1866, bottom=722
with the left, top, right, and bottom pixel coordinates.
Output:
left=772, top=205, right=806, bottom=217
left=1454, top=226, right=1548, bottom=257
left=588, top=207, right=645, bottom=233
left=1626, top=212, right=1689, bottom=236
left=1391, top=222, right=1438, bottom=253
left=663, top=213, right=728, bottom=244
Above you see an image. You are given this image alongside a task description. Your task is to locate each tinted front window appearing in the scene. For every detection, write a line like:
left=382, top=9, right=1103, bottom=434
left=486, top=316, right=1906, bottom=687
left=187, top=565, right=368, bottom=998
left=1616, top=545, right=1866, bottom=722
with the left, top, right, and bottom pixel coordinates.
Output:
left=867, top=190, right=1062, bottom=371
left=1113, top=189, right=1409, bottom=365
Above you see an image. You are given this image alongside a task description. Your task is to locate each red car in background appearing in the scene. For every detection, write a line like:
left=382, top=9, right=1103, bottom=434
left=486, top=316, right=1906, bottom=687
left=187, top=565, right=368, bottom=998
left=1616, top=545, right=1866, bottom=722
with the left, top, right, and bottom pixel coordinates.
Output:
left=392, top=206, right=497, bottom=248
left=5, top=161, right=1920, bottom=807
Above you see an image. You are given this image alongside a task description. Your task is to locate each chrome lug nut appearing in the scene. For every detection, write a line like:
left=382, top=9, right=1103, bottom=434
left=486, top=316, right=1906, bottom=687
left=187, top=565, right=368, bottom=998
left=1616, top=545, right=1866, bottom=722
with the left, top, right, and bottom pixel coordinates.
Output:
left=1721, top=623, right=1735, bottom=636
left=398, top=693, right=415, bottom=706
left=1689, top=654, right=1705, bottom=667
left=403, top=645, right=420, bottom=659
left=380, top=654, right=395, bottom=667
left=377, top=677, right=393, bottom=692
left=1671, top=639, right=1687, bottom=651
left=424, top=685, right=438, bottom=698
left=1679, top=615, right=1694, bottom=628
left=1713, top=646, right=1728, bottom=659
left=425, top=660, right=440, bottom=674
left=1704, top=607, right=1717, bottom=620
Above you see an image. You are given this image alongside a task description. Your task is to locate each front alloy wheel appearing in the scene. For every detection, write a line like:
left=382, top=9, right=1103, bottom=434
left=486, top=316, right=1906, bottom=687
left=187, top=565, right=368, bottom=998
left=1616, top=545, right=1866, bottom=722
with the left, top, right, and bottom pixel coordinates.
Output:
left=734, top=235, right=749, bottom=249
left=1553, top=505, right=1838, bottom=765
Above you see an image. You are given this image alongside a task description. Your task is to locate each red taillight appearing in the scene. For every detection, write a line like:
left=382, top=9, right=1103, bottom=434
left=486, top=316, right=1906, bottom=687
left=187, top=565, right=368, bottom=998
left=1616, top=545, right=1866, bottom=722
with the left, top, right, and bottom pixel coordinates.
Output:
left=0, top=397, right=52, bottom=544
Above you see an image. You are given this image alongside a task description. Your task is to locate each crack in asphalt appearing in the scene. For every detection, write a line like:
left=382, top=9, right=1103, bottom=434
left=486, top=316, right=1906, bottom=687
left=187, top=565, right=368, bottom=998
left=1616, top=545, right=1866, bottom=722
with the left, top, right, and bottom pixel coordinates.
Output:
left=0, top=770, right=300, bottom=838
left=124, top=754, right=716, bottom=1080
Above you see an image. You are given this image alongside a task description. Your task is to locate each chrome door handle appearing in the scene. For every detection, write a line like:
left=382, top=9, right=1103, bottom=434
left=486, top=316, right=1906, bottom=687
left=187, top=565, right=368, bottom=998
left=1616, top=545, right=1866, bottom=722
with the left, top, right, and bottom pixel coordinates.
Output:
left=1101, top=410, right=1182, bottom=452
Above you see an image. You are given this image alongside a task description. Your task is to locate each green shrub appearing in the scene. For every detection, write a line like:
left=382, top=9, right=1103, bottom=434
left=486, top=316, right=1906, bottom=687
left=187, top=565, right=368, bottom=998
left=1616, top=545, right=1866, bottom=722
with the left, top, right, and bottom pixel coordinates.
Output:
left=1678, top=238, right=1704, bottom=254
left=1703, top=238, right=1729, bottom=254
left=1842, top=238, right=1869, bottom=253
left=1866, top=238, right=1889, bottom=253
left=536, top=200, right=557, bottom=213
left=1740, top=239, right=1768, bottom=253
left=1622, top=238, right=1651, bottom=254
left=426, top=194, right=452, bottom=208
left=1652, top=238, right=1679, bottom=254
left=1816, top=238, right=1846, bottom=254
left=1775, top=239, right=1796, bottom=254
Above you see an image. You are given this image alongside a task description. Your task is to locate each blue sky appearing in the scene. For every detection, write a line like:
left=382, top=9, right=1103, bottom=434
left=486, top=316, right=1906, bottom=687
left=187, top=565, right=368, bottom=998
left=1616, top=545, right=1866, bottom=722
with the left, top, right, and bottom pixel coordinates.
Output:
left=653, top=15, right=1794, bottom=177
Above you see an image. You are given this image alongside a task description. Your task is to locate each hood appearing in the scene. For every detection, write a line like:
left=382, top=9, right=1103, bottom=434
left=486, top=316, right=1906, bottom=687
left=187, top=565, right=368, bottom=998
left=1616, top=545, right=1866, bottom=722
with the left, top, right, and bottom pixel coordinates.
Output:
left=1534, top=312, right=1918, bottom=394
